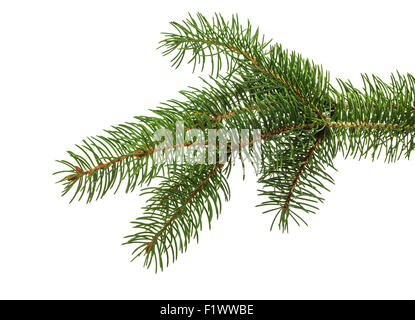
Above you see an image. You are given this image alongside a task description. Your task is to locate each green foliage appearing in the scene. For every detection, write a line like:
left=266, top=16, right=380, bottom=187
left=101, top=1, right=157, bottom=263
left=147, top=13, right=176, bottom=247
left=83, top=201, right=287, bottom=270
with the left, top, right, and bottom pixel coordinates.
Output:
left=257, top=129, right=337, bottom=232
left=124, top=163, right=231, bottom=272
left=55, top=13, right=415, bottom=271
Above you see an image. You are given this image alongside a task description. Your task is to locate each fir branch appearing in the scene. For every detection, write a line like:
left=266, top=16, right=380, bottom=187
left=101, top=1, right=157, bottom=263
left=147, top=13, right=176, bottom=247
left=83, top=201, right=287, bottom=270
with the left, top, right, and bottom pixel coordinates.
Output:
left=257, top=129, right=335, bottom=232
left=124, top=163, right=230, bottom=271
left=143, top=163, right=224, bottom=255
left=282, top=132, right=325, bottom=217
left=161, top=13, right=326, bottom=116
left=55, top=13, right=415, bottom=271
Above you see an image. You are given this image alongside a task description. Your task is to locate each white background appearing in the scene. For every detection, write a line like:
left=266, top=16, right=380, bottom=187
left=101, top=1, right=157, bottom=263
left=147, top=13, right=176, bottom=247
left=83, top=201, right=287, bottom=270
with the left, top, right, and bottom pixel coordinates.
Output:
left=1, top=0, right=414, bottom=299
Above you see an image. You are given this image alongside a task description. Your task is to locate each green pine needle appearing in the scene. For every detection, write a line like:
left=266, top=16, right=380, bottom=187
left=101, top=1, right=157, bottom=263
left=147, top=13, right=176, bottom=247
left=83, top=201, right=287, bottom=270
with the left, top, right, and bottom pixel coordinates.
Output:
left=55, top=13, right=415, bottom=271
